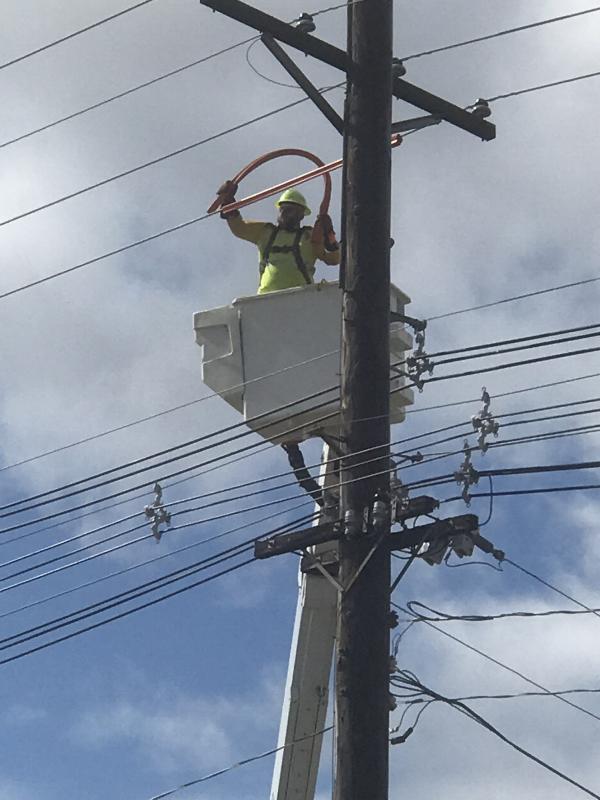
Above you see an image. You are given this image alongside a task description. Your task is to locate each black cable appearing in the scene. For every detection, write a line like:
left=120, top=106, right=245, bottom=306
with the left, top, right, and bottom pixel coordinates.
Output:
left=0, top=508, right=319, bottom=623
left=479, top=458, right=600, bottom=479
left=0, top=512, right=314, bottom=661
left=0, top=37, right=259, bottom=150
left=432, top=329, right=600, bottom=367
left=504, top=558, right=600, bottom=619
left=406, top=600, right=600, bottom=623
left=4, top=343, right=599, bottom=538
left=5, top=365, right=598, bottom=482
left=0, top=382, right=340, bottom=517
left=487, top=69, right=600, bottom=103
left=0, top=557, right=254, bottom=667
left=0, top=0, right=157, bottom=72
left=425, top=321, right=600, bottom=359
left=395, top=688, right=600, bottom=704
left=7, top=332, right=599, bottom=519
left=428, top=276, right=600, bottom=321
left=0, top=91, right=342, bottom=230
left=392, top=674, right=600, bottom=799
left=401, top=6, right=600, bottom=62
left=393, top=602, right=600, bottom=723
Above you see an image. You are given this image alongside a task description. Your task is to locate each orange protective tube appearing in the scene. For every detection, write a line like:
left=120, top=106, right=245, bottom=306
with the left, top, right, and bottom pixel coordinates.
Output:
left=207, top=137, right=402, bottom=221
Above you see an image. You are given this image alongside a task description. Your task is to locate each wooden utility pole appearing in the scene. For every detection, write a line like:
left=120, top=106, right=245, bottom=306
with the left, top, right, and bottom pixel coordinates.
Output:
left=336, top=0, right=394, bottom=798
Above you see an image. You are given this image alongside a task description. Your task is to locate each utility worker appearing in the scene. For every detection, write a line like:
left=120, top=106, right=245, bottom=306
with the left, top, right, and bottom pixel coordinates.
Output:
left=217, top=183, right=340, bottom=294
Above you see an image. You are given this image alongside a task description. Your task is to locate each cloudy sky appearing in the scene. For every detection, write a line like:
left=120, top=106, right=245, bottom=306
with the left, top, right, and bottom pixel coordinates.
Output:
left=1, top=1, right=600, bottom=798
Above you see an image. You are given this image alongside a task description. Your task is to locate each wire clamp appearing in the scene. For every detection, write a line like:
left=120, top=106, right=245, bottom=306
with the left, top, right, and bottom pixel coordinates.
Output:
left=144, top=482, right=172, bottom=542
left=406, top=326, right=434, bottom=391
left=453, top=441, right=479, bottom=505
left=471, top=386, right=500, bottom=453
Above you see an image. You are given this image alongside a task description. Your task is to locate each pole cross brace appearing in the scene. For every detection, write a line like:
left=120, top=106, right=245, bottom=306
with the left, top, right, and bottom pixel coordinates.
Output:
left=254, top=521, right=340, bottom=559
left=260, top=33, right=344, bottom=134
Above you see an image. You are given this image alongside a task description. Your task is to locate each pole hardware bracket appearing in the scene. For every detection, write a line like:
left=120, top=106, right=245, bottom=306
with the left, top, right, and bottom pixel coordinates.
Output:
left=453, top=440, right=480, bottom=504
left=144, top=482, right=172, bottom=542
left=391, top=114, right=441, bottom=134
left=471, top=386, right=500, bottom=453
left=254, top=520, right=341, bottom=559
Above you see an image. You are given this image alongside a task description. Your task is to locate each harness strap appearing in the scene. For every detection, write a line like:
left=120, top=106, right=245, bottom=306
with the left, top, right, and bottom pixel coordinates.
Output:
left=260, top=225, right=313, bottom=285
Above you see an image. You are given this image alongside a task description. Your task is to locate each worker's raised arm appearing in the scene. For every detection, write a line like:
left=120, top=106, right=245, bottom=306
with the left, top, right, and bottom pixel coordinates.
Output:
left=225, top=212, right=268, bottom=245
left=216, top=180, right=267, bottom=244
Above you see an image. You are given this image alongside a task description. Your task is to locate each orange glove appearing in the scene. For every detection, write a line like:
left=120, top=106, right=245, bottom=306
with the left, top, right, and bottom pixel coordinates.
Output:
left=216, top=180, right=239, bottom=219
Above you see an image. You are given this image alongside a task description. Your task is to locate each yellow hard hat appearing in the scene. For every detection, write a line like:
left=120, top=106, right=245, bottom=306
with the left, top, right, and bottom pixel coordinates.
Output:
left=275, top=188, right=311, bottom=217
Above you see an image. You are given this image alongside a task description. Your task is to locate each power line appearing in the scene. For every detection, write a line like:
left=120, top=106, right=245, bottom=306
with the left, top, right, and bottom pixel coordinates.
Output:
left=394, top=602, right=600, bottom=723
left=505, top=558, right=600, bottom=619
left=5, top=322, right=596, bottom=513
left=148, top=726, right=333, bottom=800
left=0, top=511, right=316, bottom=665
left=0, top=347, right=338, bottom=476
left=427, top=276, right=600, bottom=321
left=0, top=506, right=318, bottom=622
left=0, top=555, right=253, bottom=666
left=405, top=600, right=600, bottom=623
left=392, top=672, right=600, bottom=799
left=0, top=0, right=353, bottom=150
left=396, top=688, right=600, bottom=704
left=426, top=322, right=600, bottom=360
left=0, top=90, right=342, bottom=230
left=401, top=5, right=600, bottom=62
left=4, top=343, right=599, bottom=537
left=0, top=0, right=158, bottom=72
left=0, top=37, right=259, bottom=150
left=487, top=68, right=600, bottom=103
left=6, top=365, right=599, bottom=481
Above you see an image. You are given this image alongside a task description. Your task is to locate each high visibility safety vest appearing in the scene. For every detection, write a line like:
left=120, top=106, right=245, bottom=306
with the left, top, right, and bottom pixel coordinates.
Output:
left=257, top=224, right=315, bottom=294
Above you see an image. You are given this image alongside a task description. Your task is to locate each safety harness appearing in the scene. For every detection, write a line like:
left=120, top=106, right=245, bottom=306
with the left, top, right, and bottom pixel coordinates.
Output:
left=259, top=224, right=313, bottom=285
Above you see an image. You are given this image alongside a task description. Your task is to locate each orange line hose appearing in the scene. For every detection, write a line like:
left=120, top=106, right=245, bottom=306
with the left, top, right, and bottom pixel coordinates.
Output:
left=207, top=138, right=402, bottom=227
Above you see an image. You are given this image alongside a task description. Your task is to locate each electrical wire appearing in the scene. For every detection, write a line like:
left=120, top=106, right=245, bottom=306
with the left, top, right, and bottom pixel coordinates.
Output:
left=395, top=688, right=600, bottom=705
left=0, top=507, right=318, bottom=622
left=401, top=5, right=600, bottom=61
left=428, top=276, right=600, bottom=321
left=425, top=321, right=600, bottom=360
left=147, top=726, right=333, bottom=800
left=0, top=556, right=254, bottom=667
left=504, top=558, right=600, bottom=619
left=0, top=0, right=157, bottom=72
left=393, top=602, right=600, bottom=723
left=0, top=89, right=340, bottom=230
left=0, top=37, right=259, bottom=150
left=6, top=364, right=599, bottom=484
left=4, top=343, right=599, bottom=539
left=391, top=672, right=600, bottom=799
left=5, top=324, right=598, bottom=516
left=0, top=0, right=354, bottom=150
left=405, top=600, right=600, bottom=623
left=0, top=346, right=338, bottom=476
left=0, top=511, right=315, bottom=665
left=486, top=69, right=600, bottom=103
